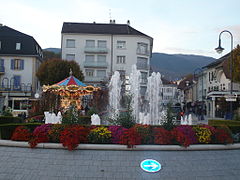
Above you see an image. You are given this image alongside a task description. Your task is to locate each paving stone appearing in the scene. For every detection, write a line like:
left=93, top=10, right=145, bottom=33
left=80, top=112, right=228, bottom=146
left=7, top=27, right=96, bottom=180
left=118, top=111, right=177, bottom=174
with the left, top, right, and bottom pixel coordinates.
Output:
left=0, top=146, right=240, bottom=179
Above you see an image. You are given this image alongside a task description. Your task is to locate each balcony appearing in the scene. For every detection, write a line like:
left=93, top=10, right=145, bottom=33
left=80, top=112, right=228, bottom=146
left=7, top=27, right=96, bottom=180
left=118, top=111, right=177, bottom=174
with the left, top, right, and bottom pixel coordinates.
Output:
left=0, top=84, right=32, bottom=93
left=84, top=76, right=106, bottom=82
left=83, top=61, right=108, bottom=68
left=136, top=48, right=150, bottom=56
left=136, top=63, right=149, bottom=70
left=84, top=46, right=108, bottom=54
left=0, top=66, right=5, bottom=74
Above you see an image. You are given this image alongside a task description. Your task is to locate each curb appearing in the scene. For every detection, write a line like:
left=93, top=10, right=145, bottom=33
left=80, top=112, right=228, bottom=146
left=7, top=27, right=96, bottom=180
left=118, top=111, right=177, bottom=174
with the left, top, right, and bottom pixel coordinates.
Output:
left=0, top=140, right=240, bottom=151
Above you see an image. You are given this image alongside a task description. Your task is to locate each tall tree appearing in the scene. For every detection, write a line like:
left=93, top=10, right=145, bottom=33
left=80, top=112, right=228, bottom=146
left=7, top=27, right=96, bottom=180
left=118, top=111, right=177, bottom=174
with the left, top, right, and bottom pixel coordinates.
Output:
left=232, top=44, right=240, bottom=83
left=43, top=50, right=61, bottom=61
left=36, top=58, right=84, bottom=85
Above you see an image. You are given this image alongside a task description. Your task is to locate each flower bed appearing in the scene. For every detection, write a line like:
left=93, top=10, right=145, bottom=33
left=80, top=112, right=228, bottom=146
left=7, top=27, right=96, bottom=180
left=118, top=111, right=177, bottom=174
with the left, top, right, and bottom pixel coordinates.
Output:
left=10, top=124, right=235, bottom=151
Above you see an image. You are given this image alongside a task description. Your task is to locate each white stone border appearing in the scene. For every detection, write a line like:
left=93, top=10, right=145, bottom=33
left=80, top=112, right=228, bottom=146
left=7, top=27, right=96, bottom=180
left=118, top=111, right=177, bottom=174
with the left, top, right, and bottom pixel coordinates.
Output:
left=0, top=140, right=240, bottom=151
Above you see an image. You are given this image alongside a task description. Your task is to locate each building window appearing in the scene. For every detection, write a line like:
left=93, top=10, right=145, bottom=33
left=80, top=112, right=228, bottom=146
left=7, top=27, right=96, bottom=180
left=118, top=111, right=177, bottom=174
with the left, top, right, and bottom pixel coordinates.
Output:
left=137, top=57, right=148, bottom=69
left=140, top=86, right=147, bottom=95
left=16, top=43, right=21, bottom=50
left=86, top=40, right=95, bottom=48
left=66, top=39, right=75, bottom=48
left=140, top=72, right=148, bottom=83
left=97, top=40, right=107, bottom=48
left=13, top=75, right=21, bottom=89
left=96, top=70, right=106, bottom=77
left=66, top=54, right=75, bottom=61
left=137, top=42, right=148, bottom=55
left=85, top=69, right=94, bottom=77
left=11, top=59, right=24, bottom=70
left=85, top=55, right=94, bottom=62
left=117, top=41, right=126, bottom=49
left=117, top=56, right=126, bottom=64
left=0, top=41, right=1, bottom=50
left=97, top=55, right=106, bottom=62
left=117, top=70, right=126, bottom=81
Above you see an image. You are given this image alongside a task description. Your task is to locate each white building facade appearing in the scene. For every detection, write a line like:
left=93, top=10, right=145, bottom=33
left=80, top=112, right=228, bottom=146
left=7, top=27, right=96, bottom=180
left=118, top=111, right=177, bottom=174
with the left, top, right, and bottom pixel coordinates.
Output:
left=0, top=25, right=43, bottom=115
left=61, top=22, right=153, bottom=89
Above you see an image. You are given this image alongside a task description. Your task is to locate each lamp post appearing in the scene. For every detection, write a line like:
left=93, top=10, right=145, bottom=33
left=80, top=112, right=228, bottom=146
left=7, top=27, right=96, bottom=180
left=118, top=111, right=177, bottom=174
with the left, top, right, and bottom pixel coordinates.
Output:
left=215, top=30, right=233, bottom=119
left=194, top=68, right=204, bottom=120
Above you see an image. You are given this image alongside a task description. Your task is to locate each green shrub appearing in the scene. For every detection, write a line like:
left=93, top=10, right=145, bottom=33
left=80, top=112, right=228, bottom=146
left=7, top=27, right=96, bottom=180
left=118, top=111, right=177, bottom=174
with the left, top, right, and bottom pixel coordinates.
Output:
left=0, top=116, right=23, bottom=124
left=2, top=108, right=13, bottom=116
left=162, top=103, right=175, bottom=130
left=208, top=119, right=240, bottom=126
left=61, top=105, right=91, bottom=125
left=228, top=126, right=240, bottom=134
left=0, top=123, right=42, bottom=140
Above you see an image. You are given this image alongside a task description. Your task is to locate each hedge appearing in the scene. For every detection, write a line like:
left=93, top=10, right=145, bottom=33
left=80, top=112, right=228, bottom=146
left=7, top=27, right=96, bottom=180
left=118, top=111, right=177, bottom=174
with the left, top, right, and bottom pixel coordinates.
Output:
left=0, top=116, right=23, bottom=124
left=0, top=123, right=42, bottom=140
left=208, top=119, right=240, bottom=126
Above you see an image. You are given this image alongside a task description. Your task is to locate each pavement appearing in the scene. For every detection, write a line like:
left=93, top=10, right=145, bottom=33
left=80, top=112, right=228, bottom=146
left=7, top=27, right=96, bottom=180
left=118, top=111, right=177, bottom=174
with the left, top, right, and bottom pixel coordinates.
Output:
left=0, top=146, right=240, bottom=180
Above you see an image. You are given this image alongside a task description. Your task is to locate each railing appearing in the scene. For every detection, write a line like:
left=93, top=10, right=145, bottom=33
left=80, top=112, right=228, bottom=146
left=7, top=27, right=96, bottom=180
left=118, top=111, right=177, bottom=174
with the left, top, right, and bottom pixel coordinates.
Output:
left=136, top=63, right=149, bottom=70
left=84, top=76, right=106, bottom=82
left=84, top=46, right=108, bottom=54
left=0, top=84, right=32, bottom=93
left=136, top=48, right=150, bottom=56
left=83, top=61, right=108, bottom=68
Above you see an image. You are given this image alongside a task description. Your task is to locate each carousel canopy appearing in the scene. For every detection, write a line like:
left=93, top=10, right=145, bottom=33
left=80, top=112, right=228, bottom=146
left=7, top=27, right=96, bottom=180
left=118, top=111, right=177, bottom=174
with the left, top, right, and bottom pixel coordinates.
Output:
left=42, top=75, right=100, bottom=95
left=57, top=76, right=86, bottom=86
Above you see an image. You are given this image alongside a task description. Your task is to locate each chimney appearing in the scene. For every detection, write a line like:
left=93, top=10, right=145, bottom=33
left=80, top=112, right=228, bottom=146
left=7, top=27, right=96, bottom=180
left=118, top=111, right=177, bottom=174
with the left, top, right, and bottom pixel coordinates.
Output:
left=127, top=20, right=130, bottom=25
left=113, top=20, right=116, bottom=24
left=0, top=23, right=3, bottom=27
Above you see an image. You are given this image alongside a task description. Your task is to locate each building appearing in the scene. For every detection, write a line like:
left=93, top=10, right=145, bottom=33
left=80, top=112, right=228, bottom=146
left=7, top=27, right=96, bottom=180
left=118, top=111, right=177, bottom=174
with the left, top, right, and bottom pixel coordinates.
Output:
left=161, top=78, right=181, bottom=107
left=179, top=51, right=240, bottom=119
left=0, top=25, right=43, bottom=115
left=203, top=53, right=240, bottom=118
left=61, top=21, right=153, bottom=92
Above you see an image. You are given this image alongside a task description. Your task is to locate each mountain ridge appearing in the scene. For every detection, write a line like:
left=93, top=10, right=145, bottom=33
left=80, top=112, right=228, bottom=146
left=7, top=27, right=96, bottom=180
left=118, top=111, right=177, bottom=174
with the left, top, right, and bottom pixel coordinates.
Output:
left=150, top=52, right=216, bottom=80
left=43, top=48, right=216, bottom=80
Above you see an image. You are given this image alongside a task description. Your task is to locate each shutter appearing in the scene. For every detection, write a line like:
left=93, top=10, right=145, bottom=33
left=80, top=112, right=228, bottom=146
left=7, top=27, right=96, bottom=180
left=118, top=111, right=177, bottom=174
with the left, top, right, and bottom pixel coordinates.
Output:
left=11, top=59, right=14, bottom=70
left=20, top=59, right=24, bottom=70
left=0, top=59, right=4, bottom=73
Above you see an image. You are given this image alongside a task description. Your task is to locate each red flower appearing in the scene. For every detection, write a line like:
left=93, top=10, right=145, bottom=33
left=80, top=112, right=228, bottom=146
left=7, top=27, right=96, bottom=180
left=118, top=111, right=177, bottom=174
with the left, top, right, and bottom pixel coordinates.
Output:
left=60, top=125, right=89, bottom=151
left=153, top=127, right=173, bottom=145
left=11, top=126, right=32, bottom=141
left=213, top=128, right=233, bottom=144
left=119, top=127, right=142, bottom=148
left=171, top=128, right=191, bottom=147
left=29, top=124, right=52, bottom=148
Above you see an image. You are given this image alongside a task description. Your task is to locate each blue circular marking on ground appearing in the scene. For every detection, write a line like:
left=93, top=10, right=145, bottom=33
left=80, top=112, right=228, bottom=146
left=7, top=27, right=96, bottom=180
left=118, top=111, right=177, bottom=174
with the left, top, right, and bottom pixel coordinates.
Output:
left=140, top=159, right=161, bottom=173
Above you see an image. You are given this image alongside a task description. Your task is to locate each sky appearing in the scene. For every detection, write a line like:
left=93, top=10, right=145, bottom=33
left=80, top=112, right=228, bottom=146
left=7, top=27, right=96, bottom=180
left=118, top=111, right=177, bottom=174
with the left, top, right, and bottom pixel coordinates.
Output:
left=0, top=0, right=239, bottom=58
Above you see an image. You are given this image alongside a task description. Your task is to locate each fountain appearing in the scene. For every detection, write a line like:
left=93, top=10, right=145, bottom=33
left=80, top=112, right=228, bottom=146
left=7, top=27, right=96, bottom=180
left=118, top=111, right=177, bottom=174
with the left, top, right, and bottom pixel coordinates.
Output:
left=108, top=71, right=122, bottom=120
left=107, top=66, right=166, bottom=125
left=91, top=114, right=101, bottom=125
left=129, top=65, right=141, bottom=122
left=140, top=72, right=166, bottom=125
left=44, top=111, right=62, bottom=124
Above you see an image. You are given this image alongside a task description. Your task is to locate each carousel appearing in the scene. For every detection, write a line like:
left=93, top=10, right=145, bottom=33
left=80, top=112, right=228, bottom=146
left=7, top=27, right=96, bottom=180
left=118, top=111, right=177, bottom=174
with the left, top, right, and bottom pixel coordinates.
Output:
left=42, top=72, right=100, bottom=110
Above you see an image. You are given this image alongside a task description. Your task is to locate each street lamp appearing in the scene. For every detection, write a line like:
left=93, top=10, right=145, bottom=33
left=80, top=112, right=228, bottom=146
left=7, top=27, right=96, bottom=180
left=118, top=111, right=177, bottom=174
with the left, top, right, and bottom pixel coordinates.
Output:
left=215, top=30, right=233, bottom=119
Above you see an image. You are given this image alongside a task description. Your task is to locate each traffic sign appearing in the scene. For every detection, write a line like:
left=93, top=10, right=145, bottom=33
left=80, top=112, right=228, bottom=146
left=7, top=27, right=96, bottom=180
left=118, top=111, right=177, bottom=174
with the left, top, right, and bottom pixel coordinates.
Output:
left=140, top=159, right=161, bottom=173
